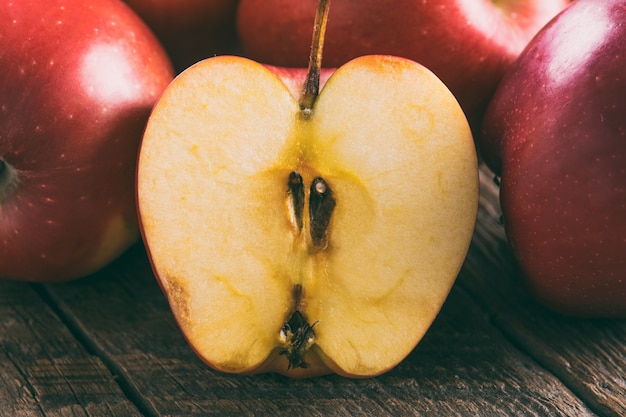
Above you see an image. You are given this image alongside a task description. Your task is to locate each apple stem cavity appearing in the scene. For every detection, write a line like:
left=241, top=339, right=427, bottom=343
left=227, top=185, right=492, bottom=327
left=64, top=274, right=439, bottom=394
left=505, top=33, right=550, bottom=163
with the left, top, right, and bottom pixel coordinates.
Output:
left=299, top=0, right=331, bottom=117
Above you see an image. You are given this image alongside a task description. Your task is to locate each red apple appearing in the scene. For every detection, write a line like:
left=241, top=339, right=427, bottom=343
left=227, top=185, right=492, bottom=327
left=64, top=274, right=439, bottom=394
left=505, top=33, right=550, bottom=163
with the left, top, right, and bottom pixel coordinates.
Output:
left=0, top=0, right=174, bottom=282
left=122, top=0, right=239, bottom=72
left=480, top=0, right=626, bottom=317
left=236, top=0, right=570, bottom=129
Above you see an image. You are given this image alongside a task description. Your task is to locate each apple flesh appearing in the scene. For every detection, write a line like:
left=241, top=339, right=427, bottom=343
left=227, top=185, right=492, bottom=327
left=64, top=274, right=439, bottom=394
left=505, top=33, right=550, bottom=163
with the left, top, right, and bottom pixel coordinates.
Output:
left=236, top=0, right=570, bottom=129
left=480, top=0, right=626, bottom=317
left=0, top=0, right=174, bottom=281
left=122, top=0, right=239, bottom=72
left=137, top=54, right=478, bottom=377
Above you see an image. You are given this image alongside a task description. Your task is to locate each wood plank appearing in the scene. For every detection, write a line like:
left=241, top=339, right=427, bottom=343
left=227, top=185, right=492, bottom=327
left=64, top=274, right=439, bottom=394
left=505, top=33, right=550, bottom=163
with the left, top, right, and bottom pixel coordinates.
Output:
left=40, top=237, right=597, bottom=416
left=0, top=279, right=143, bottom=417
left=458, top=165, right=626, bottom=417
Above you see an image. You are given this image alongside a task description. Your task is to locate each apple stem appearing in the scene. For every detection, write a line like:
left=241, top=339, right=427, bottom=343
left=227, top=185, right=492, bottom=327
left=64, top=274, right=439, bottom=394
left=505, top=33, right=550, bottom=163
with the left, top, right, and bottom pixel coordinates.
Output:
left=299, top=0, right=331, bottom=117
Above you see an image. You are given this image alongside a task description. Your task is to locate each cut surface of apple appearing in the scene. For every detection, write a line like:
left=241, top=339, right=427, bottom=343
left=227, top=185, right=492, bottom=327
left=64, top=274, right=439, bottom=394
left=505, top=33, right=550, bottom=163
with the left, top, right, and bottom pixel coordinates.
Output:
left=137, top=54, right=478, bottom=377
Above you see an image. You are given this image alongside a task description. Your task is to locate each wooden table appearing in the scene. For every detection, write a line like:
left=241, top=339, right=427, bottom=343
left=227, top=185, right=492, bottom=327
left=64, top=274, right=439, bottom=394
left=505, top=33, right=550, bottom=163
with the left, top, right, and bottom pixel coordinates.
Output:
left=2, top=165, right=625, bottom=417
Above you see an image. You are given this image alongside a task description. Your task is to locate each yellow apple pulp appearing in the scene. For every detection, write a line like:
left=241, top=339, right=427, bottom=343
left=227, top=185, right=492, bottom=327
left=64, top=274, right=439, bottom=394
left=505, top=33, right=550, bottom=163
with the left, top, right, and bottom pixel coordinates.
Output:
left=137, top=55, right=478, bottom=377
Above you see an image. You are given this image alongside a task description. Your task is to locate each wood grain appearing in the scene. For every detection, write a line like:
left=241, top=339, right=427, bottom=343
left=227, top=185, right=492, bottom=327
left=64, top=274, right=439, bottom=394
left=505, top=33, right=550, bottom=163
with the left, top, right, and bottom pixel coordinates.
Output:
left=38, top=251, right=597, bottom=416
left=0, top=279, right=142, bottom=417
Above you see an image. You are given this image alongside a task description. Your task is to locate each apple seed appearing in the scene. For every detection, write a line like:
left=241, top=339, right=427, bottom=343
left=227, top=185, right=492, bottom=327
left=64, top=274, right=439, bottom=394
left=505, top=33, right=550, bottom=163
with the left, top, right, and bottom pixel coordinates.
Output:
left=287, top=171, right=305, bottom=233
left=309, top=177, right=335, bottom=250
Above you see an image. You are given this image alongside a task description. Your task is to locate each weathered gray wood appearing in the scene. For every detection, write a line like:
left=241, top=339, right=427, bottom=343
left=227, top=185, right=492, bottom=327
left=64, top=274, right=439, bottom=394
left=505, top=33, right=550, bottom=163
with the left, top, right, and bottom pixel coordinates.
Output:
left=38, top=239, right=597, bottom=416
left=0, top=280, right=143, bottom=417
left=459, top=165, right=626, bottom=417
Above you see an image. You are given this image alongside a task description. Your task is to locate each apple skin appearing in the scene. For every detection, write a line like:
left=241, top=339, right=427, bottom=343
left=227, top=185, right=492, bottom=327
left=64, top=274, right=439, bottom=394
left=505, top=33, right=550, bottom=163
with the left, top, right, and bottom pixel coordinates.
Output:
left=236, top=0, right=570, bottom=129
left=0, top=0, right=174, bottom=282
left=480, top=0, right=626, bottom=317
left=122, top=0, right=239, bottom=72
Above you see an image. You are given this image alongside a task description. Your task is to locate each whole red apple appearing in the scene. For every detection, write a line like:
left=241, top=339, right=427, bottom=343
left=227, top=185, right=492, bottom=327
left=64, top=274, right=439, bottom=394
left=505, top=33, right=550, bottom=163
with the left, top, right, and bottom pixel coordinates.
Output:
left=236, top=0, right=569, bottom=129
left=122, top=0, right=239, bottom=72
left=480, top=0, right=626, bottom=317
left=0, top=0, right=174, bottom=282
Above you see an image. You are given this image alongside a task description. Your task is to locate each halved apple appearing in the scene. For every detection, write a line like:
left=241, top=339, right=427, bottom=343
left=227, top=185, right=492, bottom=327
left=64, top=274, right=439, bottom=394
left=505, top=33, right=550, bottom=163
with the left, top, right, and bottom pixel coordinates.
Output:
left=136, top=51, right=478, bottom=377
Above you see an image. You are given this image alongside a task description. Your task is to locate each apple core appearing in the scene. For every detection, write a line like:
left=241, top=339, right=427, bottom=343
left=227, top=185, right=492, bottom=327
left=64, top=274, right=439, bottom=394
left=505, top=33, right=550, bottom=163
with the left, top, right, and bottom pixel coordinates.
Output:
left=279, top=169, right=337, bottom=369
